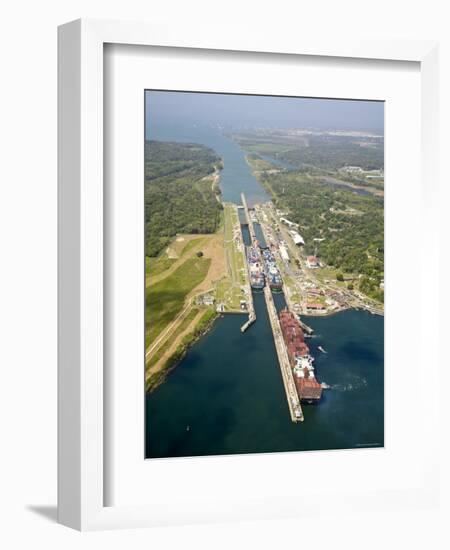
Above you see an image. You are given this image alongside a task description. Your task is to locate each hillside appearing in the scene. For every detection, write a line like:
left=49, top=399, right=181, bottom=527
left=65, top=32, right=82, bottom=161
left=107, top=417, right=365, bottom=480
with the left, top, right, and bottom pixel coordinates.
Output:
left=145, top=140, right=223, bottom=257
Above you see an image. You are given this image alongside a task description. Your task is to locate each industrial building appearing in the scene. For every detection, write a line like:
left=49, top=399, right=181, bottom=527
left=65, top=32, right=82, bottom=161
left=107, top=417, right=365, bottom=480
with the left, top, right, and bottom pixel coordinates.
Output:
left=289, top=230, right=305, bottom=246
left=197, top=293, right=215, bottom=306
left=306, top=255, right=319, bottom=268
left=279, top=217, right=299, bottom=228
left=279, top=244, right=290, bottom=262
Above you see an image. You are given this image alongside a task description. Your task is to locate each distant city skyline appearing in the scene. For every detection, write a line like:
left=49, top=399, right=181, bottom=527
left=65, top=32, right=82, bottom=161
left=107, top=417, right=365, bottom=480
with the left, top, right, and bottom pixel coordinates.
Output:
left=145, top=90, right=384, bottom=134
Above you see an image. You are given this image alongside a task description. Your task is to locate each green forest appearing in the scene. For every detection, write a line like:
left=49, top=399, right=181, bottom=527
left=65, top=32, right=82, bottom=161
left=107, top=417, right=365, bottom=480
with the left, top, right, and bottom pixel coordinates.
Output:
left=145, top=140, right=223, bottom=257
left=259, top=170, right=384, bottom=302
left=234, top=133, right=384, bottom=172
left=272, top=137, right=383, bottom=171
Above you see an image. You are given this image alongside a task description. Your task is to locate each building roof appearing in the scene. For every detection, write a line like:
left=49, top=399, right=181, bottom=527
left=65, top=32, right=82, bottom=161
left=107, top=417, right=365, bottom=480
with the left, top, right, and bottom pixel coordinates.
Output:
left=306, top=302, right=325, bottom=310
left=290, top=231, right=305, bottom=245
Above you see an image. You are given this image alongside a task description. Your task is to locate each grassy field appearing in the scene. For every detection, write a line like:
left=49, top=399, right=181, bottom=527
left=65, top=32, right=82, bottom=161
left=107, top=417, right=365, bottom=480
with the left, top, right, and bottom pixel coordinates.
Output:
left=245, top=154, right=275, bottom=171
left=145, top=204, right=246, bottom=386
left=168, top=235, right=206, bottom=258
left=223, top=202, right=235, bottom=241
left=313, top=265, right=357, bottom=288
left=238, top=141, right=290, bottom=155
left=219, top=203, right=249, bottom=311
left=146, top=306, right=200, bottom=369
left=145, top=235, right=206, bottom=284
left=146, top=306, right=218, bottom=391
left=224, top=204, right=246, bottom=285
left=145, top=256, right=211, bottom=347
left=215, top=279, right=243, bottom=310
left=145, top=228, right=225, bottom=359
left=281, top=273, right=302, bottom=304
left=146, top=235, right=208, bottom=286
left=145, top=255, right=175, bottom=278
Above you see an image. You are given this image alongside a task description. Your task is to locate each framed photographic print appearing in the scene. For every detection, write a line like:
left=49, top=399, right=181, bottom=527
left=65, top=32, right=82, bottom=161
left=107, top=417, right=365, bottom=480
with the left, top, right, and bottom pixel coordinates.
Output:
left=58, top=19, right=440, bottom=530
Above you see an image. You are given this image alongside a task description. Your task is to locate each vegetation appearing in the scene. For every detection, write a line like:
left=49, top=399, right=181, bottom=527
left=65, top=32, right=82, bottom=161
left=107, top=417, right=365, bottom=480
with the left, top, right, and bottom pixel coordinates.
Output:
left=239, top=130, right=384, bottom=304
left=176, top=236, right=206, bottom=257
left=272, top=136, right=383, bottom=172
left=146, top=308, right=218, bottom=392
left=257, top=169, right=384, bottom=303
left=245, top=153, right=276, bottom=171
left=145, top=256, right=211, bottom=347
left=146, top=307, right=200, bottom=369
left=359, top=276, right=384, bottom=303
left=213, top=203, right=248, bottom=312
left=145, top=255, right=175, bottom=279
left=145, top=236, right=206, bottom=286
left=144, top=141, right=231, bottom=390
left=235, top=131, right=384, bottom=193
left=145, top=230, right=225, bottom=387
left=234, top=133, right=384, bottom=172
left=145, top=140, right=223, bottom=257
left=335, top=170, right=384, bottom=191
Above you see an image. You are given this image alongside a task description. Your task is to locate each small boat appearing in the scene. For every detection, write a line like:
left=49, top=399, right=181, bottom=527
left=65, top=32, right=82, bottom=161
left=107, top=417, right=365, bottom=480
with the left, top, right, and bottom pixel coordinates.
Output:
left=318, top=346, right=327, bottom=353
left=186, top=425, right=191, bottom=432
left=321, top=382, right=331, bottom=390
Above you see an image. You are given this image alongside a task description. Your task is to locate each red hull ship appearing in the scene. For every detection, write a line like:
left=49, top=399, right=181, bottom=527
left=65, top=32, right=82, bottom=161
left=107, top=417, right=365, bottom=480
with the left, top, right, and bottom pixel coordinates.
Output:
left=279, top=308, right=322, bottom=402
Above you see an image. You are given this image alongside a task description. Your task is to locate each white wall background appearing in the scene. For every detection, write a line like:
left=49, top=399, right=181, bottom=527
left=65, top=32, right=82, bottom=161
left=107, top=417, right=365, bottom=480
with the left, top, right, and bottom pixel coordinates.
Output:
left=0, top=0, right=448, bottom=548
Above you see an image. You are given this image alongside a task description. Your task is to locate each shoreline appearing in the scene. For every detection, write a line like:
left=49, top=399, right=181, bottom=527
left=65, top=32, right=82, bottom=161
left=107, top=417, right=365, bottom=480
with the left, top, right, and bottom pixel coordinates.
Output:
left=146, top=301, right=383, bottom=393
left=146, top=146, right=383, bottom=395
left=302, top=304, right=384, bottom=319
left=320, top=175, right=384, bottom=198
left=247, top=164, right=384, bottom=310
left=146, top=310, right=220, bottom=393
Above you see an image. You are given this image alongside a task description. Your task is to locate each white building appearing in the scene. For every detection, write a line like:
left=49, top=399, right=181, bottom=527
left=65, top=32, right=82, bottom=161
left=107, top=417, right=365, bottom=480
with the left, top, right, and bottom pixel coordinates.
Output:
left=279, top=244, right=290, bottom=262
left=289, top=230, right=305, bottom=246
left=280, top=217, right=299, bottom=229
left=198, top=293, right=215, bottom=306
left=341, top=166, right=363, bottom=173
left=306, top=255, right=319, bottom=268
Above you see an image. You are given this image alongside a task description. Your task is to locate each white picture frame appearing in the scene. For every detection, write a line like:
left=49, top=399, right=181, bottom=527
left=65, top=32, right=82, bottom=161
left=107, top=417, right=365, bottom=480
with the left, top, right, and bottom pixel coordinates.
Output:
left=58, top=18, right=440, bottom=531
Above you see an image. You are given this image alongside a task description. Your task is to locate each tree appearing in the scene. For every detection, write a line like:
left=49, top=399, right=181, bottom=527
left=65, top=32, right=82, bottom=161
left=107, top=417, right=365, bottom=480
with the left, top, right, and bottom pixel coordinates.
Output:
left=336, top=272, right=344, bottom=282
left=145, top=141, right=222, bottom=257
left=196, top=251, right=203, bottom=257
left=347, top=283, right=354, bottom=290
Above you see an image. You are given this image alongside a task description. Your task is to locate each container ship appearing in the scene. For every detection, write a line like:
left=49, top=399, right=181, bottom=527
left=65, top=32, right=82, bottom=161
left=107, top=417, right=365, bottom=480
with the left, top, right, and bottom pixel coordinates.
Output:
left=247, top=246, right=265, bottom=291
left=279, top=308, right=322, bottom=402
left=262, top=249, right=283, bottom=291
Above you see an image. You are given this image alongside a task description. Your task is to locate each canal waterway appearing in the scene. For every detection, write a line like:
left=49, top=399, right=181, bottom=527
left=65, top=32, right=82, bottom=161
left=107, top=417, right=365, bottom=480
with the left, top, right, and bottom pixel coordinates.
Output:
left=148, top=121, right=270, bottom=206
left=146, top=120, right=384, bottom=459
left=146, top=306, right=384, bottom=458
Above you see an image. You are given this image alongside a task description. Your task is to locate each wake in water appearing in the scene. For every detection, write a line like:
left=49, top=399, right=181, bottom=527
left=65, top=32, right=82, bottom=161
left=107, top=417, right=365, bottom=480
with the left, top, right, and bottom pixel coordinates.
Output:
left=331, top=376, right=368, bottom=392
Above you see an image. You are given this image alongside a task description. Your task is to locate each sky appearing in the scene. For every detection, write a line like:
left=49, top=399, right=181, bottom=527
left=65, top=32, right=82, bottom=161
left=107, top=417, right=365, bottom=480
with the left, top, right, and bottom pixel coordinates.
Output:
left=145, top=90, right=384, bottom=134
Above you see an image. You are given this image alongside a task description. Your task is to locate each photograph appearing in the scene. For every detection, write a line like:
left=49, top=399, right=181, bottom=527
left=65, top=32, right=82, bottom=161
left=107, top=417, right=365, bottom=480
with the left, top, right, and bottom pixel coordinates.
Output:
left=144, top=90, right=384, bottom=459
left=1, top=0, right=443, bottom=541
